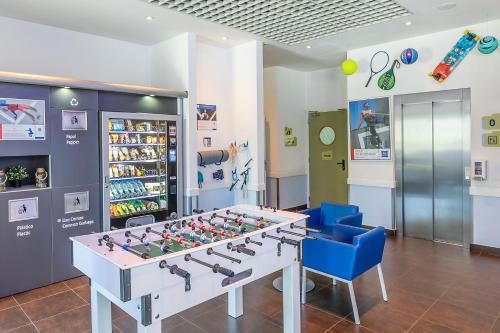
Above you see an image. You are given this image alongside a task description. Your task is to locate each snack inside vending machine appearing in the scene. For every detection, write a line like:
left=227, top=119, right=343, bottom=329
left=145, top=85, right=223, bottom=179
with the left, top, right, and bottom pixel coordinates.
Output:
left=101, top=112, right=182, bottom=230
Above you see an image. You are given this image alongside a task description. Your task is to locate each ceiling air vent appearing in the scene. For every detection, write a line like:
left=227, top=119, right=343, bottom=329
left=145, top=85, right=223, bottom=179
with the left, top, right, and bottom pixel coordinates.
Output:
left=146, top=0, right=411, bottom=45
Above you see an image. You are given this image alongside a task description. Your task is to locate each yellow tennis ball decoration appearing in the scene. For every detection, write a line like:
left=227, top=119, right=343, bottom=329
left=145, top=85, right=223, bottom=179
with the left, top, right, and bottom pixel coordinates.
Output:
left=341, top=59, right=358, bottom=75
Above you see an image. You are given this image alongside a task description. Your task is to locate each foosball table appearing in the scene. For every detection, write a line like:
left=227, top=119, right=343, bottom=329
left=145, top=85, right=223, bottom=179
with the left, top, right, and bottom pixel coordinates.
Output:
left=71, top=205, right=315, bottom=333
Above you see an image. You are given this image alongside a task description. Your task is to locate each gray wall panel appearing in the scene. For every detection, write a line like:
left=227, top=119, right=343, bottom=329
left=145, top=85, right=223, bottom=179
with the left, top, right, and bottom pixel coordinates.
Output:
left=0, top=189, right=52, bottom=297
left=51, top=184, right=100, bottom=281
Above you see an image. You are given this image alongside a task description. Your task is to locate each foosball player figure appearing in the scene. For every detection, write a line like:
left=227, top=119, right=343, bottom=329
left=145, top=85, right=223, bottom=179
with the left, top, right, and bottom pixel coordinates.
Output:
left=141, top=234, right=151, bottom=252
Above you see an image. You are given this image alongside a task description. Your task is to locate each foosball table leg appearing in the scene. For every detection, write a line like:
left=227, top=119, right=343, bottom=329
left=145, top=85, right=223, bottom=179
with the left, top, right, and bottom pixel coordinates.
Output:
left=228, top=286, right=244, bottom=318
left=90, top=284, right=112, bottom=333
left=282, top=261, right=301, bottom=333
left=137, top=321, right=161, bottom=333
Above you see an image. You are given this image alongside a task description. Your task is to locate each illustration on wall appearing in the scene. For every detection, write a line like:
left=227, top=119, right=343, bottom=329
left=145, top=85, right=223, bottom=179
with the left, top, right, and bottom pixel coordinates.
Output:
left=197, top=104, right=217, bottom=131
left=284, top=126, right=297, bottom=147
left=341, top=59, right=358, bottom=76
left=349, top=97, right=391, bottom=160
left=400, top=48, right=418, bottom=64
left=478, top=36, right=498, bottom=54
left=62, top=110, right=87, bottom=131
left=0, top=98, right=45, bottom=140
left=378, top=59, right=400, bottom=90
left=8, top=197, right=39, bottom=222
left=365, top=50, right=389, bottom=87
left=429, top=30, right=480, bottom=83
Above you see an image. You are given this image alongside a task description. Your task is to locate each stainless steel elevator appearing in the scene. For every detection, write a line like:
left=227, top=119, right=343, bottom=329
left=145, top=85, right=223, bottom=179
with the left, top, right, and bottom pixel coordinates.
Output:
left=395, top=89, right=471, bottom=245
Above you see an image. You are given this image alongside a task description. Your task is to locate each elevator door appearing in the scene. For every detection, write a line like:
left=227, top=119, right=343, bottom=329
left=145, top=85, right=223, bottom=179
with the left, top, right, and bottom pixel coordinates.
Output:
left=397, top=90, right=470, bottom=245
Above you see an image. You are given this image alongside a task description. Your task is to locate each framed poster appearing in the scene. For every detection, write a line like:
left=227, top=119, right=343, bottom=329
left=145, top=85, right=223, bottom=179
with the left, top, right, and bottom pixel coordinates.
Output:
left=64, top=191, right=90, bottom=214
left=349, top=97, right=391, bottom=160
left=8, top=197, right=39, bottom=222
left=62, top=110, right=87, bottom=131
left=197, top=104, right=217, bottom=131
left=0, top=98, right=46, bottom=140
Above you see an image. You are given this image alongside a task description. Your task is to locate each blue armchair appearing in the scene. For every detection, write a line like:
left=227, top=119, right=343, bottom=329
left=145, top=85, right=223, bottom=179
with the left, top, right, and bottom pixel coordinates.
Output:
left=299, top=203, right=363, bottom=236
left=301, top=224, right=387, bottom=324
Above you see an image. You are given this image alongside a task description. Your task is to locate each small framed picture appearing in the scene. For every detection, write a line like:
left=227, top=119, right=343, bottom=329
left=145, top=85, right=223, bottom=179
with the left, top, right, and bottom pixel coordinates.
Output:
left=62, top=110, right=87, bottom=131
left=64, top=191, right=90, bottom=214
left=9, top=197, right=39, bottom=222
left=203, top=137, right=212, bottom=148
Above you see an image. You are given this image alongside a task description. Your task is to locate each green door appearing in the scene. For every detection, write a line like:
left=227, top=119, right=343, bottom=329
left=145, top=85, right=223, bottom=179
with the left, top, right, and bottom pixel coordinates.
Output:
left=309, top=110, right=348, bottom=207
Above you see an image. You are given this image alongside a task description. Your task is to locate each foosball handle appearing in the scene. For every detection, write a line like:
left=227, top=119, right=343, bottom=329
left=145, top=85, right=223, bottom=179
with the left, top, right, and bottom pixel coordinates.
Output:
left=245, top=237, right=263, bottom=246
left=106, top=242, right=114, bottom=252
left=236, top=246, right=256, bottom=256
left=281, top=237, right=299, bottom=247
left=214, top=264, right=234, bottom=277
left=193, top=209, right=204, bottom=214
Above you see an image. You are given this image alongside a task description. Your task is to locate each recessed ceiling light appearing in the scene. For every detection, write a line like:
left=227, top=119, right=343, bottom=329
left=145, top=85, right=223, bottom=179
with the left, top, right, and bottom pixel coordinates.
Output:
left=146, top=15, right=154, bottom=21
left=306, top=45, right=312, bottom=49
left=149, top=94, right=155, bottom=97
left=63, top=86, right=71, bottom=89
left=405, top=21, right=412, bottom=26
left=221, top=36, right=228, bottom=41
left=437, top=2, right=457, bottom=11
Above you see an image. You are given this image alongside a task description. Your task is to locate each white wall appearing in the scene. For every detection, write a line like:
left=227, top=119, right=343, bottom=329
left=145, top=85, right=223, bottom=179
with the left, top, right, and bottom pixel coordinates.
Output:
left=264, top=67, right=306, bottom=178
left=347, top=19, right=500, bottom=247
left=306, top=68, right=347, bottom=112
left=0, top=16, right=151, bottom=85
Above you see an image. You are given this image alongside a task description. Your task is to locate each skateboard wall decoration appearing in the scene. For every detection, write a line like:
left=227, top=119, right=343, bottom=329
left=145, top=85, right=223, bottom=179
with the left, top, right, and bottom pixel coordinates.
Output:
left=378, top=59, right=400, bottom=90
left=429, top=30, right=480, bottom=83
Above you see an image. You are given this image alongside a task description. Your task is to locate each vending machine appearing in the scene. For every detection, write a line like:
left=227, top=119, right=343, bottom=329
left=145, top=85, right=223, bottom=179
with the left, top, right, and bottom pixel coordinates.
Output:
left=101, top=112, right=182, bottom=230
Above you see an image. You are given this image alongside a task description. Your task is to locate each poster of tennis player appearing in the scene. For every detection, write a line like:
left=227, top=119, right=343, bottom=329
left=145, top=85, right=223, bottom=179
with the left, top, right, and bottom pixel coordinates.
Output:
left=0, top=98, right=46, bottom=140
left=197, top=104, right=217, bottom=131
left=349, top=97, right=391, bottom=160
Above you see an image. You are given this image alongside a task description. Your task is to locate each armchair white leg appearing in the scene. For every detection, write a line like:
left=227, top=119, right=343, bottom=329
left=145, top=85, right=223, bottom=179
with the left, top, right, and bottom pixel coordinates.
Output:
left=301, top=267, right=307, bottom=304
left=332, top=278, right=337, bottom=286
left=377, top=263, right=388, bottom=302
left=347, top=281, right=360, bottom=325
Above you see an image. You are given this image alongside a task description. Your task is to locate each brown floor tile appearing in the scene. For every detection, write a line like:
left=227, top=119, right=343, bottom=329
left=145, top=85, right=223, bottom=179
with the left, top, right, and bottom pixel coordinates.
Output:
left=164, top=320, right=207, bottom=333
left=64, top=275, right=89, bottom=290
left=492, top=316, right=500, bottom=333
left=391, top=270, right=452, bottom=299
left=271, top=304, right=343, bottom=332
left=3, top=324, right=39, bottom=333
left=177, top=296, right=225, bottom=322
left=408, top=319, right=461, bottom=333
left=34, top=304, right=90, bottom=333
left=73, top=285, right=90, bottom=303
left=353, top=303, right=419, bottom=333
left=440, top=286, right=500, bottom=316
left=113, top=314, right=136, bottom=333
left=422, top=300, right=497, bottom=333
left=0, top=296, right=17, bottom=311
left=0, top=306, right=31, bottom=332
left=382, top=288, right=436, bottom=317
left=327, top=319, right=376, bottom=333
left=20, top=290, right=85, bottom=322
left=13, top=282, right=70, bottom=304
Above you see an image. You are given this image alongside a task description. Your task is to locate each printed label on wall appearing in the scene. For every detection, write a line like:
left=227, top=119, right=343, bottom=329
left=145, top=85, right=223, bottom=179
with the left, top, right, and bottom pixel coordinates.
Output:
left=64, top=191, right=90, bottom=214
left=0, top=98, right=46, bottom=140
left=483, top=131, right=500, bottom=147
left=8, top=197, right=39, bottom=222
left=62, top=110, right=87, bottom=131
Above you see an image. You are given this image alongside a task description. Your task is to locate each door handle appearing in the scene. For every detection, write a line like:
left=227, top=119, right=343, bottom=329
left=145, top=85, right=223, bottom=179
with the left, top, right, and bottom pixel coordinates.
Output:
left=337, top=159, right=346, bottom=171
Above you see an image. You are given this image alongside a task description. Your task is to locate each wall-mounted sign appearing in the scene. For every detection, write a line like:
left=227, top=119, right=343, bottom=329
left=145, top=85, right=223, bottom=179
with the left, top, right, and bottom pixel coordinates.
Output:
left=349, top=97, right=391, bottom=160
left=482, top=114, right=500, bottom=130
left=197, top=104, right=217, bottom=131
left=0, top=98, right=45, bottom=140
left=483, top=131, right=500, bottom=147
left=284, top=126, right=297, bottom=147
left=64, top=191, right=90, bottom=214
left=8, top=197, right=39, bottom=222
left=322, top=150, right=333, bottom=160
left=62, top=110, right=87, bottom=131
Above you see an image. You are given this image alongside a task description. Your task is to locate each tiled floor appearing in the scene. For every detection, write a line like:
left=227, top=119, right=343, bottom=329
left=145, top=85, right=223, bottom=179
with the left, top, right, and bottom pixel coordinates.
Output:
left=1, top=236, right=499, bottom=333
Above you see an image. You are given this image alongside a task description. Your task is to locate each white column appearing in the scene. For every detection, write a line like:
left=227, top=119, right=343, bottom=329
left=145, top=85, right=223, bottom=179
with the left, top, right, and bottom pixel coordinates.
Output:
left=282, top=261, right=301, bottom=333
left=90, top=284, right=112, bottom=333
left=228, top=286, right=244, bottom=318
left=137, top=321, right=162, bottom=333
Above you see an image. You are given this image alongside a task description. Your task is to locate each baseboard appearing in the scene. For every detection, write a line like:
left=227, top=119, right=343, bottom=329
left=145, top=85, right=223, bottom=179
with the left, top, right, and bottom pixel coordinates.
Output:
left=283, top=205, right=308, bottom=212
left=362, top=225, right=397, bottom=237
left=470, top=243, right=500, bottom=257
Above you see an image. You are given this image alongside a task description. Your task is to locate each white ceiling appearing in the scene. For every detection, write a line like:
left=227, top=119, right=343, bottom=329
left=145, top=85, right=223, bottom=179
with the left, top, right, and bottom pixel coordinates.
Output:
left=1, top=0, right=500, bottom=71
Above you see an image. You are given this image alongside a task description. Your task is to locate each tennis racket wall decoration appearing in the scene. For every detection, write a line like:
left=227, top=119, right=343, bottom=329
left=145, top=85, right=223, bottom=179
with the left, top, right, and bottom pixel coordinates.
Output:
left=378, top=59, right=401, bottom=90
left=365, top=50, right=389, bottom=87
